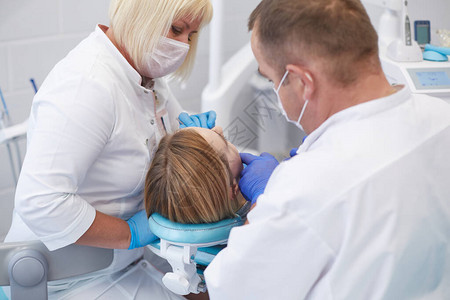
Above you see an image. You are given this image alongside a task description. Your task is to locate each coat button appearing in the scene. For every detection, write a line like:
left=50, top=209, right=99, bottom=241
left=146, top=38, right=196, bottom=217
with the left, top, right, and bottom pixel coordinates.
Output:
left=150, top=119, right=155, bottom=125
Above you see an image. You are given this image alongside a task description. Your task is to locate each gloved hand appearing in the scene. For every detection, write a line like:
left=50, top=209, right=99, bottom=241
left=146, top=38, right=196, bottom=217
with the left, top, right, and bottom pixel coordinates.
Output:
left=284, top=148, right=298, bottom=161
left=290, top=148, right=298, bottom=157
left=127, top=210, right=157, bottom=249
left=178, top=110, right=216, bottom=129
left=239, top=152, right=279, bottom=204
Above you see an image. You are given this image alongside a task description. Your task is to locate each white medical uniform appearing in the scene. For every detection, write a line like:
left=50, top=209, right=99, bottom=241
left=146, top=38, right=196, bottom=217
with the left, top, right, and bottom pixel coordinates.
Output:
left=205, top=86, right=450, bottom=299
left=4, top=25, right=184, bottom=299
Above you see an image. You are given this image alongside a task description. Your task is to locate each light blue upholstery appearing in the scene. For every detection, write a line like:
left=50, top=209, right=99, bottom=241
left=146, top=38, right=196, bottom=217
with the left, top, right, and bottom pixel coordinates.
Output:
left=148, top=213, right=243, bottom=245
left=0, top=287, right=8, bottom=300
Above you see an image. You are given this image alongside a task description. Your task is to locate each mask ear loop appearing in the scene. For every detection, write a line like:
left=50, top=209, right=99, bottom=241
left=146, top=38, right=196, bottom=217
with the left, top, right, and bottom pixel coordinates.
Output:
left=297, top=72, right=312, bottom=125
left=275, top=70, right=290, bottom=94
left=296, top=100, right=308, bottom=123
left=305, top=73, right=313, bottom=82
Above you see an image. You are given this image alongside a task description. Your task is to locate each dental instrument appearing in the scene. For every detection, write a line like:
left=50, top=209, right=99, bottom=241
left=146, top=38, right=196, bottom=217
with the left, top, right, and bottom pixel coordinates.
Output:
left=0, top=87, right=9, bottom=119
left=30, top=78, right=38, bottom=94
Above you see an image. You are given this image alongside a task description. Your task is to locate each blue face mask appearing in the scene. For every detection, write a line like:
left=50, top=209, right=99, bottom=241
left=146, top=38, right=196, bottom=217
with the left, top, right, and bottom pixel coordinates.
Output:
left=273, top=70, right=308, bottom=132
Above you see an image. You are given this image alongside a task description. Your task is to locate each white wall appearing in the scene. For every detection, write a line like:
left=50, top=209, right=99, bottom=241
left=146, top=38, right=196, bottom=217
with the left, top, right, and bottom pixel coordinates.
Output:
left=169, top=0, right=261, bottom=111
left=0, top=0, right=260, bottom=239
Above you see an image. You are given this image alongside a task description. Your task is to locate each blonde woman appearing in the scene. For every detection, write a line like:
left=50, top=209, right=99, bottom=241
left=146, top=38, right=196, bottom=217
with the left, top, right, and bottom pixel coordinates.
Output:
left=145, top=127, right=249, bottom=224
left=4, top=0, right=214, bottom=299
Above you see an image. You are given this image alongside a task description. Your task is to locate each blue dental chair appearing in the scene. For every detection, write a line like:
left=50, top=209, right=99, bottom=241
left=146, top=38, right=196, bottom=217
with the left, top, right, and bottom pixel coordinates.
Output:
left=147, top=211, right=247, bottom=296
left=0, top=212, right=247, bottom=300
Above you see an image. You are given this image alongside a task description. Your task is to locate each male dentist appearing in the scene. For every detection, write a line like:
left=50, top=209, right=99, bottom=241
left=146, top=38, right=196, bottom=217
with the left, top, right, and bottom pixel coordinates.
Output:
left=205, top=0, right=450, bottom=299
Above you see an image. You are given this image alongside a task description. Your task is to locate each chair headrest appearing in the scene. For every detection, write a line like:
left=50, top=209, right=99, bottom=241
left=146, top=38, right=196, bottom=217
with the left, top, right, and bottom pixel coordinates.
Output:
left=148, top=213, right=244, bottom=245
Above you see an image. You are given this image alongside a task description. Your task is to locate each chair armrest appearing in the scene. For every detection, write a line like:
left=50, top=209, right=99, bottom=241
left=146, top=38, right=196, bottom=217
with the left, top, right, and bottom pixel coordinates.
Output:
left=0, top=240, right=113, bottom=285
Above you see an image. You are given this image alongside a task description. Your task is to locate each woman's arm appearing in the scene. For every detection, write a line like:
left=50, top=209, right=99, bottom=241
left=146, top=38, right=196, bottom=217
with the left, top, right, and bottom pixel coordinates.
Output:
left=14, top=77, right=118, bottom=251
left=75, top=211, right=131, bottom=249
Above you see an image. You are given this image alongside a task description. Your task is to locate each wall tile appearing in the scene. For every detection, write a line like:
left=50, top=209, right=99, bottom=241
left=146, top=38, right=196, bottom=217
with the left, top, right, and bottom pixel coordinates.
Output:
left=2, top=90, right=34, bottom=125
left=0, top=0, right=59, bottom=41
left=0, top=144, right=17, bottom=189
left=0, top=138, right=26, bottom=187
left=223, top=17, right=252, bottom=54
left=10, top=35, right=86, bottom=90
left=61, top=0, right=110, bottom=34
left=0, top=46, right=8, bottom=93
left=168, top=3, right=254, bottom=107
left=0, top=92, right=30, bottom=192
left=168, top=53, right=210, bottom=113
left=196, top=25, right=211, bottom=56
left=225, top=0, right=260, bottom=18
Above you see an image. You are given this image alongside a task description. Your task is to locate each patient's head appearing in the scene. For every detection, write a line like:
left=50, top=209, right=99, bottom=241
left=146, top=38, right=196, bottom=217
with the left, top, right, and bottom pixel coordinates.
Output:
left=144, top=127, right=244, bottom=224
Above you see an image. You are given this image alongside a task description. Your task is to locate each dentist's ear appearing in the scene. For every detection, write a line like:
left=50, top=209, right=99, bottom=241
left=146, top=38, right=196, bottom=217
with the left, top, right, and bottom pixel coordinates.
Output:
left=302, top=72, right=314, bottom=100
left=286, top=64, right=315, bottom=100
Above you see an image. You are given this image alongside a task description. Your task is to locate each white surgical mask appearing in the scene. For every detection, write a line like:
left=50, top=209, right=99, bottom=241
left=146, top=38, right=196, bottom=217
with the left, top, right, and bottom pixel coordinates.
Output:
left=273, top=70, right=309, bottom=132
left=141, top=36, right=190, bottom=79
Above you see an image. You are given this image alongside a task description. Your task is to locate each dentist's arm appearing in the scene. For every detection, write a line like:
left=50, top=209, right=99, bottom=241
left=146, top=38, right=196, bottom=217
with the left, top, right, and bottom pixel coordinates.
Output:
left=239, top=152, right=279, bottom=205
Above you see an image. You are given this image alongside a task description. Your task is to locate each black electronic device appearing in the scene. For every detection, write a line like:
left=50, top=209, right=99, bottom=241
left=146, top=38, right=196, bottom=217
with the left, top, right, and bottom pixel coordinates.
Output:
left=414, top=20, right=431, bottom=46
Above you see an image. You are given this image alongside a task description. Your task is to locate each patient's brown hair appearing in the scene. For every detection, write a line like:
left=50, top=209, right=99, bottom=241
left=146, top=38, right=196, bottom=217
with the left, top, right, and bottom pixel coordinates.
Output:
left=145, top=129, right=241, bottom=224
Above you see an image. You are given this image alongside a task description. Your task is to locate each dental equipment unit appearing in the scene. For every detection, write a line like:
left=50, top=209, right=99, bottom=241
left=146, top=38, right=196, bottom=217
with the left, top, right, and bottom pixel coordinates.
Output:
left=363, top=0, right=450, bottom=103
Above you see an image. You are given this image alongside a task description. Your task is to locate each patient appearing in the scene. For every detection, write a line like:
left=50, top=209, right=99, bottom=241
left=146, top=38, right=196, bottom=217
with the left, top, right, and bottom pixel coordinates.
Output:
left=145, top=126, right=248, bottom=224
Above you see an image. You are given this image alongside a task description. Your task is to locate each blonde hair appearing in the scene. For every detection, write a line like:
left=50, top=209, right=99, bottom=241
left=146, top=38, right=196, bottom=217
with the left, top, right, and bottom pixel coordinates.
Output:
left=109, top=0, right=213, bottom=80
left=145, top=129, right=242, bottom=224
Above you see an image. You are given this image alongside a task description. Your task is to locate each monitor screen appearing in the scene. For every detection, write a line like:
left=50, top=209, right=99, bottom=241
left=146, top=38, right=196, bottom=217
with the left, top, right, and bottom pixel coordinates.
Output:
left=416, top=25, right=430, bottom=45
left=416, top=71, right=450, bottom=87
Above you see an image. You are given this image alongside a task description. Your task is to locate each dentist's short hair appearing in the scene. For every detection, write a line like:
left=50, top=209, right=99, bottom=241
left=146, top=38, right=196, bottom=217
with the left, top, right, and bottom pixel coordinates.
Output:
left=249, top=0, right=380, bottom=86
left=109, top=0, right=213, bottom=80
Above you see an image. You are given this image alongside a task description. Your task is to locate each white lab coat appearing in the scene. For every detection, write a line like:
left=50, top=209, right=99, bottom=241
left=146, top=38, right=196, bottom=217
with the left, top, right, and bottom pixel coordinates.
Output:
left=4, top=25, right=184, bottom=299
left=205, top=86, right=450, bottom=299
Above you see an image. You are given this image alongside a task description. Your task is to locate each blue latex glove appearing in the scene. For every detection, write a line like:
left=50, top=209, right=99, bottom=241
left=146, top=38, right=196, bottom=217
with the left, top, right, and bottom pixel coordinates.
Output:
left=127, top=210, right=157, bottom=249
left=239, top=152, right=279, bottom=204
left=284, top=148, right=298, bottom=161
left=178, top=110, right=216, bottom=129
left=290, top=148, right=298, bottom=157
